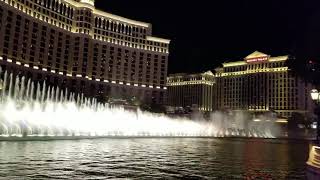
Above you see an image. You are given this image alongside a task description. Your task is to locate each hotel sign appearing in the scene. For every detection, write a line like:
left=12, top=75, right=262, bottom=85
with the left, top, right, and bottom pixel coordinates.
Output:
left=246, top=56, right=269, bottom=63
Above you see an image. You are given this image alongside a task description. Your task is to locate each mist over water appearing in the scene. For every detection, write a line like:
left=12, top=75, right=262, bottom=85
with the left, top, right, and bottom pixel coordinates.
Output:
left=0, top=68, right=278, bottom=139
left=209, top=111, right=280, bottom=137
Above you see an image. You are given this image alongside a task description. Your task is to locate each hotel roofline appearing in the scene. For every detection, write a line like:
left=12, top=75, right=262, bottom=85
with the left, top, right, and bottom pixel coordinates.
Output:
left=62, top=0, right=151, bottom=27
left=168, top=71, right=214, bottom=79
left=222, top=51, right=289, bottom=67
left=58, top=0, right=170, bottom=44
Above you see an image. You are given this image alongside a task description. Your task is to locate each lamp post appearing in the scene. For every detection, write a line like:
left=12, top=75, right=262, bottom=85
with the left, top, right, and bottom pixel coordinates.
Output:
left=311, top=89, right=320, bottom=143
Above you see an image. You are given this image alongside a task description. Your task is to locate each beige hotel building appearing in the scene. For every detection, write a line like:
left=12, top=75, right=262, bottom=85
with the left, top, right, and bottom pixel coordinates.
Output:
left=168, top=51, right=314, bottom=118
left=0, top=0, right=170, bottom=104
left=215, top=51, right=313, bottom=118
left=167, top=71, right=215, bottom=112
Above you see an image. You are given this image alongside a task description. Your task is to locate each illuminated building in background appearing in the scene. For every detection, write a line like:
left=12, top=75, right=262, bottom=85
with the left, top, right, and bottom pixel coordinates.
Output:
left=167, top=51, right=313, bottom=118
left=167, top=71, right=215, bottom=112
left=215, top=51, right=313, bottom=118
left=0, top=0, right=170, bottom=104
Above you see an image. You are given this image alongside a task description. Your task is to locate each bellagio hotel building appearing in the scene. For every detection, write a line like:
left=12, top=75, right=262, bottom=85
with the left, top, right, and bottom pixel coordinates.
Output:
left=0, top=0, right=170, bottom=104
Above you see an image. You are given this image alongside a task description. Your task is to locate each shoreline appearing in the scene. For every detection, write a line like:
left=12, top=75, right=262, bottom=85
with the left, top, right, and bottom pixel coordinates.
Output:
left=0, top=136, right=313, bottom=142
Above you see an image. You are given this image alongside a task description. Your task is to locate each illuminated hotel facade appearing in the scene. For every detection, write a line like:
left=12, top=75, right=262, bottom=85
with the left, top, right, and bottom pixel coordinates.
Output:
left=167, top=51, right=313, bottom=118
left=0, top=0, right=170, bottom=104
left=215, top=51, right=313, bottom=118
left=167, top=71, right=215, bottom=112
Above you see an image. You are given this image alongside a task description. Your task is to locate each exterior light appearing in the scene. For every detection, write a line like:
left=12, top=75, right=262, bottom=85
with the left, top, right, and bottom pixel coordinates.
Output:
left=311, top=89, right=319, bottom=101
left=311, top=89, right=320, bottom=142
left=276, top=119, right=288, bottom=123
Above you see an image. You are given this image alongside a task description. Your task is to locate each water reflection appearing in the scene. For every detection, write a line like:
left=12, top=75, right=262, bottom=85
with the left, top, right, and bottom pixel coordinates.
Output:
left=0, top=138, right=309, bottom=179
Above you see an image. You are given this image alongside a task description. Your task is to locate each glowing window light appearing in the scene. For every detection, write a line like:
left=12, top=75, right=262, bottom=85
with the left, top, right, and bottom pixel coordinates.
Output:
left=276, top=119, right=288, bottom=123
left=311, top=89, right=319, bottom=101
left=24, top=64, right=29, bottom=67
left=16, top=61, right=21, bottom=65
left=312, top=122, right=317, bottom=129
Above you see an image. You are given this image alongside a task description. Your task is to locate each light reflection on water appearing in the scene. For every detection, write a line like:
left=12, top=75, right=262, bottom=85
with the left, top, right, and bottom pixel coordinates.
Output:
left=0, top=138, right=309, bottom=179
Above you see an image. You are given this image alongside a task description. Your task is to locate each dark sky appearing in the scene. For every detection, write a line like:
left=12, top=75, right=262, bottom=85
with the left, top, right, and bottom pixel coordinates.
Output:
left=95, top=0, right=320, bottom=74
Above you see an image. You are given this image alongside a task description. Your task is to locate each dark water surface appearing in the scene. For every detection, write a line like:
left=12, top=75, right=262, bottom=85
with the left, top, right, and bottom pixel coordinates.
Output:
left=0, top=138, right=309, bottom=179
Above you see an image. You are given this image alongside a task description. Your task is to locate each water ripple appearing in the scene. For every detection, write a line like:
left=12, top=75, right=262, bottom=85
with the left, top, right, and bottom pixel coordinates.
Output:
left=0, top=138, right=309, bottom=179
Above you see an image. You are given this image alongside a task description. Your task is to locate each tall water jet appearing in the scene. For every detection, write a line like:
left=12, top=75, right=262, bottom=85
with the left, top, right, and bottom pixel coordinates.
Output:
left=0, top=71, right=277, bottom=139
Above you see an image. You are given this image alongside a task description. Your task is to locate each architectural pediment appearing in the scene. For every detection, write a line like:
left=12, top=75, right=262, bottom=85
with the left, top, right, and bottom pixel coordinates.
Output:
left=203, top=71, right=214, bottom=76
left=245, top=51, right=269, bottom=59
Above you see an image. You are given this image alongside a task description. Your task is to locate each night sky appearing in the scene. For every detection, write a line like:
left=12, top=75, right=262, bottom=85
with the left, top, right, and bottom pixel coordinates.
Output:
left=95, top=0, right=320, bottom=74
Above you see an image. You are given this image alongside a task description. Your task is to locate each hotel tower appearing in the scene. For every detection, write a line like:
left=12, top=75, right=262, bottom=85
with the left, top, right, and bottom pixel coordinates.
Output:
left=0, top=0, right=170, bottom=104
left=167, top=71, right=215, bottom=112
left=215, top=51, right=313, bottom=118
left=167, top=51, right=314, bottom=119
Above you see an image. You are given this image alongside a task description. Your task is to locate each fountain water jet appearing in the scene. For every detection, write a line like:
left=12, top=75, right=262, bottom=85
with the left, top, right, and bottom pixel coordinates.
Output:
left=0, top=70, right=277, bottom=139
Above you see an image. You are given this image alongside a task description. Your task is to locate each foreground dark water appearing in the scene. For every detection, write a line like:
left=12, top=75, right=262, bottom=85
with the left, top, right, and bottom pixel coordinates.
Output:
left=0, top=138, right=309, bottom=179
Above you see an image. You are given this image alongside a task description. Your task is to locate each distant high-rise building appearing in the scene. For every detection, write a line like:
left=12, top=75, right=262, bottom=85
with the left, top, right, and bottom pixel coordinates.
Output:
left=215, top=51, right=313, bottom=118
left=167, top=51, right=314, bottom=119
left=0, top=0, right=170, bottom=104
left=167, top=71, right=215, bottom=112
